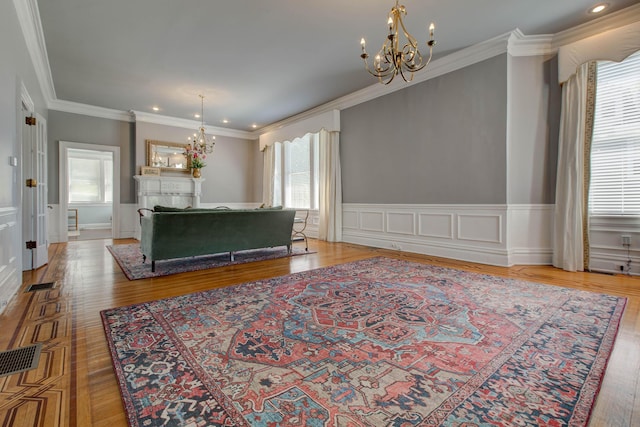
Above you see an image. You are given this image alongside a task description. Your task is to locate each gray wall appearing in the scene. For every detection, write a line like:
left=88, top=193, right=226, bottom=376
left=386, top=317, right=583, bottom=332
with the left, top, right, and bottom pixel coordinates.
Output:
left=507, top=54, right=560, bottom=204
left=1, top=0, right=48, bottom=207
left=341, top=54, right=508, bottom=204
left=47, top=110, right=135, bottom=204
left=135, top=122, right=258, bottom=203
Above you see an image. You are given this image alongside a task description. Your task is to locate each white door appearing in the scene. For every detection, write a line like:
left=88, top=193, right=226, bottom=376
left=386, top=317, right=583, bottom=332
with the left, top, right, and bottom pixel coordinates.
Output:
left=22, top=112, right=48, bottom=270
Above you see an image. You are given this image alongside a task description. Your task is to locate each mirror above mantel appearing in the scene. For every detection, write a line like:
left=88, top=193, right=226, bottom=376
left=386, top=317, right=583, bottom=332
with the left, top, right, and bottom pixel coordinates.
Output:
left=146, top=139, right=190, bottom=173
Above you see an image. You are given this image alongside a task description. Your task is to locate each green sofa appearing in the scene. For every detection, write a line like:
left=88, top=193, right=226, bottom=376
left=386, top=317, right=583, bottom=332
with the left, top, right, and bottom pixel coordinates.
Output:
left=140, top=208, right=296, bottom=271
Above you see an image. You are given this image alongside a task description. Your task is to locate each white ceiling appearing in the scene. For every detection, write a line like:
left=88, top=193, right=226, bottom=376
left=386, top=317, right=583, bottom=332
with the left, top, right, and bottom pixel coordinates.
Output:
left=35, top=0, right=639, bottom=132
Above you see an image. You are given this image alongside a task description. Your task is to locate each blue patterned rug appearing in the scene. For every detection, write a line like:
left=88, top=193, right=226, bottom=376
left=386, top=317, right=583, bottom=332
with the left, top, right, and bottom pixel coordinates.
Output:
left=107, top=243, right=313, bottom=280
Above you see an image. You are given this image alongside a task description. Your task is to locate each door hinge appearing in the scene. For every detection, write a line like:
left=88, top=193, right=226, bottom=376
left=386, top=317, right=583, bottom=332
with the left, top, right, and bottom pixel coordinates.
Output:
left=26, top=240, right=36, bottom=249
left=26, top=178, right=37, bottom=187
left=25, top=116, right=36, bottom=126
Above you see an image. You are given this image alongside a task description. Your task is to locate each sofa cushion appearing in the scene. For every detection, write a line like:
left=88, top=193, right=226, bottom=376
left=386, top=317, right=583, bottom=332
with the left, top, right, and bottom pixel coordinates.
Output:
left=153, top=205, right=232, bottom=213
left=154, top=205, right=190, bottom=212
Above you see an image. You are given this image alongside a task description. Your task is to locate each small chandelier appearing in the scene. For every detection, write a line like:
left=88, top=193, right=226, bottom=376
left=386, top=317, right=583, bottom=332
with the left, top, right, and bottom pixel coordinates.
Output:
left=191, top=94, right=215, bottom=154
left=360, top=0, right=436, bottom=84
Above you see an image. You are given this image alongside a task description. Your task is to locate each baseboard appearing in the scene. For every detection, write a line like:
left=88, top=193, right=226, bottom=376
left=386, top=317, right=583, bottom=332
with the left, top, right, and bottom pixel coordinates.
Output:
left=343, top=231, right=511, bottom=266
left=79, top=222, right=111, bottom=230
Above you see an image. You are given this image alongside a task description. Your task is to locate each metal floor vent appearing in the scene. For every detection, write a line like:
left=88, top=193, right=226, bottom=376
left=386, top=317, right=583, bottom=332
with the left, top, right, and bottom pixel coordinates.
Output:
left=0, top=343, right=42, bottom=377
left=26, top=282, right=56, bottom=292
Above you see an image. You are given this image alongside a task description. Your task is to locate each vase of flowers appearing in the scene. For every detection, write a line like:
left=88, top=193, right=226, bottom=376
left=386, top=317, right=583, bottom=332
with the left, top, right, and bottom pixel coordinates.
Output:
left=184, top=143, right=207, bottom=178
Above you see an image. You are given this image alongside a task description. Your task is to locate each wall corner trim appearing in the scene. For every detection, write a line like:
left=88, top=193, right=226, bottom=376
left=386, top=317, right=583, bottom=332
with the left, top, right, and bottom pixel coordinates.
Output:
left=131, top=111, right=256, bottom=140
left=508, top=29, right=555, bottom=57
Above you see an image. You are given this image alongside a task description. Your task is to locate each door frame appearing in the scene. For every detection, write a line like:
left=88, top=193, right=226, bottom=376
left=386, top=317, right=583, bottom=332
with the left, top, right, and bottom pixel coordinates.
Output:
left=59, top=141, right=120, bottom=242
left=20, top=84, right=49, bottom=270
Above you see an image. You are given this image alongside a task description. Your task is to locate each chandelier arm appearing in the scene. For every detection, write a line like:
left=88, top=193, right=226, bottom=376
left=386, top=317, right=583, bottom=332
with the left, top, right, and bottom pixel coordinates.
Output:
left=396, top=12, right=419, bottom=50
left=398, top=64, right=412, bottom=83
left=416, top=47, right=433, bottom=71
left=383, top=70, right=397, bottom=85
left=400, top=44, right=422, bottom=71
left=362, top=52, right=396, bottom=83
left=363, top=56, right=394, bottom=79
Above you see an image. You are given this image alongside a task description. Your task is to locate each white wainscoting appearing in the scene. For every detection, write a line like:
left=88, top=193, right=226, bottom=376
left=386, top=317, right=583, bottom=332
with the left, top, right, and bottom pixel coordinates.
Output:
left=49, top=203, right=317, bottom=243
left=119, top=204, right=137, bottom=239
left=589, top=216, right=640, bottom=275
left=343, top=204, right=553, bottom=267
left=48, top=204, right=138, bottom=242
left=0, top=208, right=20, bottom=314
left=507, top=204, right=555, bottom=265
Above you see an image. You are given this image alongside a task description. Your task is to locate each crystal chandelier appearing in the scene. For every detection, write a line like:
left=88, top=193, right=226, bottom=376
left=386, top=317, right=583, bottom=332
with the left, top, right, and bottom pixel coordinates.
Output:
left=360, top=1, right=436, bottom=84
left=191, top=94, right=215, bottom=154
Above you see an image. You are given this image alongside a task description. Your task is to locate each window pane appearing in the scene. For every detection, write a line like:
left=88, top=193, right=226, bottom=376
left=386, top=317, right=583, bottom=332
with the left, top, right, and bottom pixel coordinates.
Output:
left=590, top=51, right=640, bottom=216
left=69, top=158, right=101, bottom=202
left=289, top=171, right=310, bottom=209
left=285, top=136, right=311, bottom=209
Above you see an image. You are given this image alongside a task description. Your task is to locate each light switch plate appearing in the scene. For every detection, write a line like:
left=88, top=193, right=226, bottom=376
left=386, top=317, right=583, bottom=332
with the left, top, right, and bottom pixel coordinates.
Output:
left=9, top=156, right=17, bottom=167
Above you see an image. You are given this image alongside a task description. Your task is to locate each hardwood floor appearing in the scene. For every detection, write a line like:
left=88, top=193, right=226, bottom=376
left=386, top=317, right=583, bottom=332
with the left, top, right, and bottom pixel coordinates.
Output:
left=1, top=238, right=639, bottom=426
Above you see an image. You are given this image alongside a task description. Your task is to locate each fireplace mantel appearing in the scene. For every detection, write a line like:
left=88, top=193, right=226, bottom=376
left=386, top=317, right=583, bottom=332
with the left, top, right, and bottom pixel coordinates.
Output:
left=133, top=175, right=204, bottom=238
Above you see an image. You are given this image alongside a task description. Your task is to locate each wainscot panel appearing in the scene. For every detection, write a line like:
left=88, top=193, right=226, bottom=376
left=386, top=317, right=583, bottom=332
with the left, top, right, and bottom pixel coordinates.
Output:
left=0, top=208, right=20, bottom=314
left=589, top=216, right=640, bottom=276
left=506, top=204, right=554, bottom=266
left=343, top=204, right=553, bottom=267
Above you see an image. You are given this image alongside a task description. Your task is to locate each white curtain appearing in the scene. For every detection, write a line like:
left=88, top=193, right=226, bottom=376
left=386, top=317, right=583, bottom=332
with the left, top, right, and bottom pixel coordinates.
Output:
left=318, top=129, right=342, bottom=242
left=262, top=144, right=275, bottom=206
left=553, top=62, right=593, bottom=271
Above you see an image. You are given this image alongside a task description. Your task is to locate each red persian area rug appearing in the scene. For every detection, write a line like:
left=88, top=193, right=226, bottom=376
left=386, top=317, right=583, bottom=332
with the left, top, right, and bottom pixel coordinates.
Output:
left=107, top=244, right=313, bottom=280
left=101, top=257, right=626, bottom=426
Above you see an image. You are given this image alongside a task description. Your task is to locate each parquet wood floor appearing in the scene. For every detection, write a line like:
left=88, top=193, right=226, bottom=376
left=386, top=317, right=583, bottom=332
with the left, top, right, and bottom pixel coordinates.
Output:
left=0, top=238, right=638, bottom=426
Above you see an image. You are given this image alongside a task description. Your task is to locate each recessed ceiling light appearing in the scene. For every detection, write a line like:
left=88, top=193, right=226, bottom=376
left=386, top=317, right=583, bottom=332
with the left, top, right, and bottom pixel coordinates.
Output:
left=194, top=114, right=200, bottom=118
left=590, top=3, right=608, bottom=13
left=152, top=106, right=160, bottom=111
left=251, top=124, right=258, bottom=129
left=222, top=119, right=229, bottom=124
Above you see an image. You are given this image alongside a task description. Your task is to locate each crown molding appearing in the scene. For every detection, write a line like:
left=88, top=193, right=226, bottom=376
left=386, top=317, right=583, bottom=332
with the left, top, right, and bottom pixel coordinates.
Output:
left=49, top=99, right=133, bottom=122
left=552, top=3, right=640, bottom=48
left=131, top=111, right=255, bottom=140
left=255, top=30, right=516, bottom=137
left=508, top=29, right=554, bottom=57
left=12, top=0, right=56, bottom=105
left=17, top=0, right=638, bottom=138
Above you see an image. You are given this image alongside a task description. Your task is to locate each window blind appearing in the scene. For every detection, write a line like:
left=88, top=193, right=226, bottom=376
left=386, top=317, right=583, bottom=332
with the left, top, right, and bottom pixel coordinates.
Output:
left=589, top=50, right=640, bottom=216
